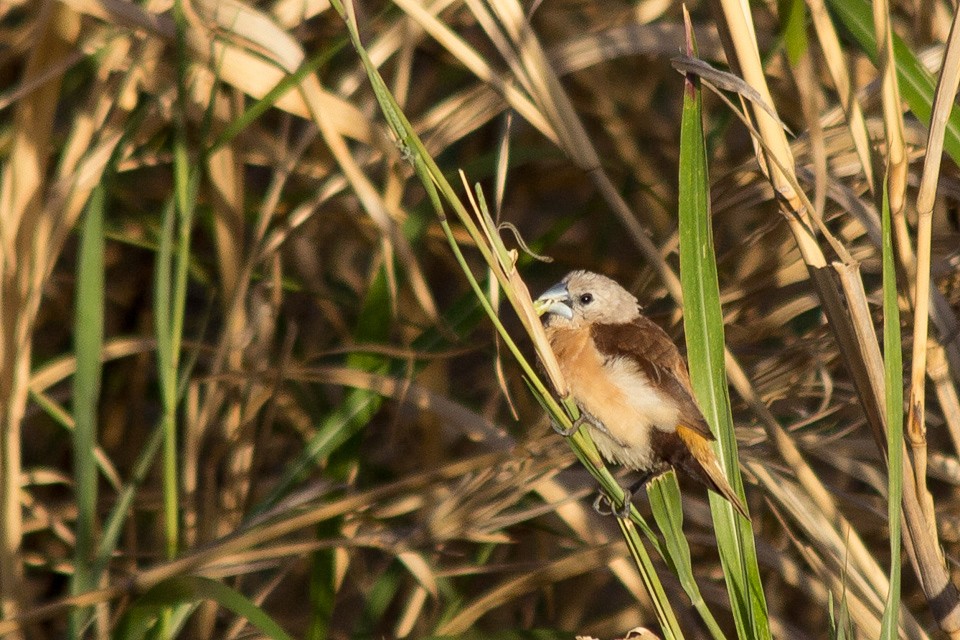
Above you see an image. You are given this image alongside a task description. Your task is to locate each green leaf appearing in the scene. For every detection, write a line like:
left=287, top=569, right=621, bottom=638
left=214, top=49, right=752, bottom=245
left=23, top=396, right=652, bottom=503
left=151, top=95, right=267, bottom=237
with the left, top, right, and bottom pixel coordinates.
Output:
left=879, top=175, right=903, bottom=638
left=114, top=576, right=294, bottom=640
left=780, top=0, right=809, bottom=66
left=677, top=21, right=770, bottom=640
left=70, top=184, right=106, bottom=637
left=649, top=474, right=726, bottom=639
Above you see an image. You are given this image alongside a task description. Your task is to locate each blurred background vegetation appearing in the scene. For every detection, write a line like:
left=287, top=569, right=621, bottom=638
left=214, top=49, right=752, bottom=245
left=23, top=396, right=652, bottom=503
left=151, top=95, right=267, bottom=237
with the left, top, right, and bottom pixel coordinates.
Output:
left=1, top=0, right=960, bottom=637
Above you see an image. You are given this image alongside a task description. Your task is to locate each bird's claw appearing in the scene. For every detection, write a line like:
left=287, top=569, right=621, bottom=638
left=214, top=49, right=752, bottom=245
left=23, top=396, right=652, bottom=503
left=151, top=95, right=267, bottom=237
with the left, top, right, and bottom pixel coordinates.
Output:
left=592, top=492, right=612, bottom=515
left=552, top=413, right=587, bottom=437
left=593, top=489, right=633, bottom=519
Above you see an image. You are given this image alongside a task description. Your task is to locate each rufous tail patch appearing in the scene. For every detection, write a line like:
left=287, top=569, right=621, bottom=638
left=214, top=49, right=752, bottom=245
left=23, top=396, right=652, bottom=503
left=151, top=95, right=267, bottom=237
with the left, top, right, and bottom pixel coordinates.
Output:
left=676, top=424, right=749, bottom=519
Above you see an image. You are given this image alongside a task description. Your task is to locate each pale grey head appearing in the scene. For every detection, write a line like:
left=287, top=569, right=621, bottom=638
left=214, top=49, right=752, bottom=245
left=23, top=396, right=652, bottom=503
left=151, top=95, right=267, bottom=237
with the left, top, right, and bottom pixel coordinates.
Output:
left=534, top=270, right=642, bottom=328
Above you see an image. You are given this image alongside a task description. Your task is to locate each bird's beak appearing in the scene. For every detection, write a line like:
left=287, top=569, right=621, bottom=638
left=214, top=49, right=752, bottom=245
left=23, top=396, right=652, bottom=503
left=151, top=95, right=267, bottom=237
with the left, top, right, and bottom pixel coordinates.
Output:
left=533, top=282, right=574, bottom=319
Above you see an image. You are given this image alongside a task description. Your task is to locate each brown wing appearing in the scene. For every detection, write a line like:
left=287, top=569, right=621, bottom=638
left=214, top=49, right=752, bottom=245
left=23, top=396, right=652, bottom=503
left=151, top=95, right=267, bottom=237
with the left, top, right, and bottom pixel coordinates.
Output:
left=591, top=316, right=714, bottom=441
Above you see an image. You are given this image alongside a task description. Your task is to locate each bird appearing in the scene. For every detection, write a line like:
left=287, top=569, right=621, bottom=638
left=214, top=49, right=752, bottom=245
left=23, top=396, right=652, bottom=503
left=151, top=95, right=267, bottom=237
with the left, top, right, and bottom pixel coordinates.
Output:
left=533, top=270, right=749, bottom=519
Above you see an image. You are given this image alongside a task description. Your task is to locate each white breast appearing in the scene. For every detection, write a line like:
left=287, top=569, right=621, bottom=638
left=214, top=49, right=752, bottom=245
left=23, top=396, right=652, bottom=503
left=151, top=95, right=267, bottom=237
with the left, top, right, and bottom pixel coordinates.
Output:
left=583, top=357, right=680, bottom=469
left=603, top=357, right=680, bottom=431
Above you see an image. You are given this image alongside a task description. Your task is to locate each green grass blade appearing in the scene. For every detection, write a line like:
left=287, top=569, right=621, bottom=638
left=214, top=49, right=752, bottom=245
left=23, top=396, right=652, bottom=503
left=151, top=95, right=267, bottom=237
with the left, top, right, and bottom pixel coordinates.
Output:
left=648, top=475, right=726, bottom=639
left=155, top=0, right=201, bottom=573
left=615, top=517, right=684, bottom=640
left=69, top=183, right=106, bottom=637
left=677, top=20, right=770, bottom=639
left=95, top=308, right=209, bottom=582
left=208, top=40, right=347, bottom=153
left=154, top=195, right=181, bottom=563
left=879, top=175, right=903, bottom=638
left=95, top=424, right=163, bottom=572
left=114, top=576, right=294, bottom=640
left=254, top=267, right=389, bottom=512
left=780, top=0, right=809, bottom=66
left=825, top=0, right=960, bottom=164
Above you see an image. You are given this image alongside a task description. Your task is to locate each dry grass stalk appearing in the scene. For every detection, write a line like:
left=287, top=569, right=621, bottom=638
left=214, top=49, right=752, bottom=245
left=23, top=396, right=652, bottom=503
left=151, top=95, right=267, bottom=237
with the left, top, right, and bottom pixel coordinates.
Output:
left=909, top=2, right=960, bottom=544
left=873, top=0, right=932, bottom=538
left=712, top=0, right=826, bottom=267
left=805, top=0, right=876, bottom=194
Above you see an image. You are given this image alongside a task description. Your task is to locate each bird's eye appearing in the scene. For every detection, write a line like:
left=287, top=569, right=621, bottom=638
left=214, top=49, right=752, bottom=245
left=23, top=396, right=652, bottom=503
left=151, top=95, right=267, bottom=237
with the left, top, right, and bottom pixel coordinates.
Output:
left=579, top=293, right=593, bottom=305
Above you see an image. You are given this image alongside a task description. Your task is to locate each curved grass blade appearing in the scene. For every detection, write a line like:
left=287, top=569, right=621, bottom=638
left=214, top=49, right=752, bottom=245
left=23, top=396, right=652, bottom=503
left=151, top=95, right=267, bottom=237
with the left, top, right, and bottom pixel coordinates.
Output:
left=114, top=576, right=294, bottom=640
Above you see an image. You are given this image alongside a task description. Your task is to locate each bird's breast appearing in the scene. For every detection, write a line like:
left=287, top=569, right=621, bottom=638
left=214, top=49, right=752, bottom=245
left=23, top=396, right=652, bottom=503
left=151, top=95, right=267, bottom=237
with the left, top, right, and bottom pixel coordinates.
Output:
left=547, top=327, right=680, bottom=470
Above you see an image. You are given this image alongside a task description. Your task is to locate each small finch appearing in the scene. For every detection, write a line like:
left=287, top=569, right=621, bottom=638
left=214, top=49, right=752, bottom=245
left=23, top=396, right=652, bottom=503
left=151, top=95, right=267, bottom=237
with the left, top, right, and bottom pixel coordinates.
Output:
left=534, top=270, right=748, bottom=519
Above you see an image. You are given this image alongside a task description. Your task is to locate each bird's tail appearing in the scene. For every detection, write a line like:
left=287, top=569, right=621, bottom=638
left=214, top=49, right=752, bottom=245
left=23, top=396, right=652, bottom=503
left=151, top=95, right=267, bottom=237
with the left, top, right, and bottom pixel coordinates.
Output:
left=676, top=424, right=750, bottom=520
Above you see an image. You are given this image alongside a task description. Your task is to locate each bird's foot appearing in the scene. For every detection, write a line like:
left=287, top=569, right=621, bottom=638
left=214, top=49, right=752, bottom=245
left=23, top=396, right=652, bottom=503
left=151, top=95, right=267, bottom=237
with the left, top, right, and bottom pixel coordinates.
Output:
left=551, top=413, right=588, bottom=437
left=592, top=489, right=633, bottom=519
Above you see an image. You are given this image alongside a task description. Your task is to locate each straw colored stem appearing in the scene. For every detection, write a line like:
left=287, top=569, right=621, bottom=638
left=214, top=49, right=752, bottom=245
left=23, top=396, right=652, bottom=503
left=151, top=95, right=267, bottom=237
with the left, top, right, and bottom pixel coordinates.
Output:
left=908, top=2, right=960, bottom=536
left=873, top=0, right=907, bottom=215
left=805, top=0, right=876, bottom=193
left=713, top=0, right=826, bottom=273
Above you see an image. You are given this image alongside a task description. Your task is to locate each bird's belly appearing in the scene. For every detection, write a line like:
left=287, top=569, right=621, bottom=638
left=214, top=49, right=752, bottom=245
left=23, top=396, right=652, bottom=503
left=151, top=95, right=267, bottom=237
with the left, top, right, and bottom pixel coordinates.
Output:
left=589, top=425, right=658, bottom=470
left=567, top=356, right=680, bottom=471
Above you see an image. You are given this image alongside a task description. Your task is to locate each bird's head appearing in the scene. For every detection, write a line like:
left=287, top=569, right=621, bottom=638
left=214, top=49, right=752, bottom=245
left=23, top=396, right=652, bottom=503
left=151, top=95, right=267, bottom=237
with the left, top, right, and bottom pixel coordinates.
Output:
left=534, top=270, right=641, bottom=328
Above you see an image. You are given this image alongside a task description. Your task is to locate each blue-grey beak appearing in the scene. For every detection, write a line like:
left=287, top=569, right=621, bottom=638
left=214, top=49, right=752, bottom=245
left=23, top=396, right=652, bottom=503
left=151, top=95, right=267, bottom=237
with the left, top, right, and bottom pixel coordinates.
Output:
left=534, top=282, right=573, bottom=319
